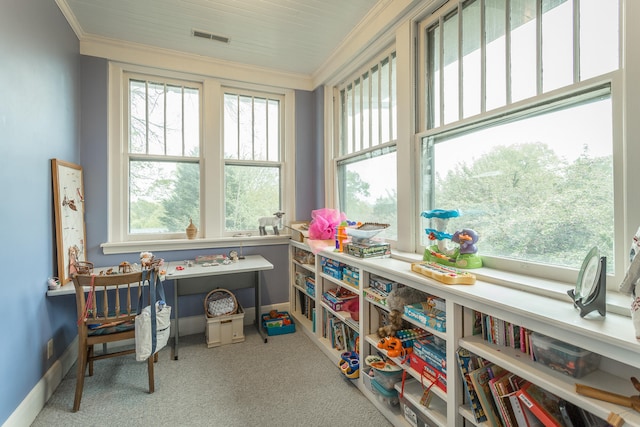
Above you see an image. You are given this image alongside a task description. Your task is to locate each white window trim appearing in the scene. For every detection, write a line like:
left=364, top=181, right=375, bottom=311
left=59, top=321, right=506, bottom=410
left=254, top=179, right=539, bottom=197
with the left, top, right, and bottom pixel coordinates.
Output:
left=102, top=62, right=295, bottom=254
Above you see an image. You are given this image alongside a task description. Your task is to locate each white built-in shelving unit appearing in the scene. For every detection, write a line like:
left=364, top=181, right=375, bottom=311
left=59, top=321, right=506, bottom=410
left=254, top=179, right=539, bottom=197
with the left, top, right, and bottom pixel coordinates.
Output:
left=289, top=239, right=640, bottom=427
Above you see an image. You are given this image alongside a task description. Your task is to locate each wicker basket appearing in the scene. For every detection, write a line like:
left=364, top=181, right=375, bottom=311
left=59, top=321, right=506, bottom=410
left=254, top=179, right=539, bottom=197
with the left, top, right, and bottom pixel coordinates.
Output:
left=204, top=288, right=238, bottom=318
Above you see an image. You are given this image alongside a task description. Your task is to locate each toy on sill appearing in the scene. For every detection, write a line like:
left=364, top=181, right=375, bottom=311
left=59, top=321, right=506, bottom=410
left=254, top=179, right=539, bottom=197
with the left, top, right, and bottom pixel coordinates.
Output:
left=421, top=209, right=482, bottom=269
left=258, top=211, right=285, bottom=235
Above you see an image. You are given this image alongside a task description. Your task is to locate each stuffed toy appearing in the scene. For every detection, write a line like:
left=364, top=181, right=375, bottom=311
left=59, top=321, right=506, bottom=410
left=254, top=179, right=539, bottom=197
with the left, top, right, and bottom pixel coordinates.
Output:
left=377, top=286, right=429, bottom=338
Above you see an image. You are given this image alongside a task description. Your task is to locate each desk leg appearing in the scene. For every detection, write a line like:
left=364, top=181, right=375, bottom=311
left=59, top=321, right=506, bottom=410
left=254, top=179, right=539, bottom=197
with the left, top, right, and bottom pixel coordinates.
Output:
left=257, top=271, right=267, bottom=343
left=173, top=279, right=180, bottom=360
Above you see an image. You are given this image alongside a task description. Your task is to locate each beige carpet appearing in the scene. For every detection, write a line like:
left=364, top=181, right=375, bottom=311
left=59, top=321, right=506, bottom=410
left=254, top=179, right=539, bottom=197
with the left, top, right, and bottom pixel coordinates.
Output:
left=32, top=328, right=393, bottom=427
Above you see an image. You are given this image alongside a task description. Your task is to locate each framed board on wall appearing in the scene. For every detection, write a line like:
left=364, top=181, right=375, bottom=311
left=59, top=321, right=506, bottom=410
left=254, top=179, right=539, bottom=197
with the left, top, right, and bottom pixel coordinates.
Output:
left=51, top=159, right=87, bottom=284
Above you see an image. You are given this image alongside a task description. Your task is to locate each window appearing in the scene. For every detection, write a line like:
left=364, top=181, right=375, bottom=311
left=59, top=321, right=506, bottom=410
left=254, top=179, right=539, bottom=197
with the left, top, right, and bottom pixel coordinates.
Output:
left=127, top=76, right=202, bottom=237
left=418, top=0, right=619, bottom=281
left=336, top=50, right=398, bottom=240
left=107, top=67, right=292, bottom=247
left=223, top=90, right=284, bottom=232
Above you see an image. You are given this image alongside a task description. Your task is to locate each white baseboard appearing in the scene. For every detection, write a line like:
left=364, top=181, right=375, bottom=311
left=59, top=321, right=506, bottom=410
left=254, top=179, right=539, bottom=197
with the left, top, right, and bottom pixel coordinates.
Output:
left=4, top=302, right=289, bottom=426
left=3, top=335, right=78, bottom=427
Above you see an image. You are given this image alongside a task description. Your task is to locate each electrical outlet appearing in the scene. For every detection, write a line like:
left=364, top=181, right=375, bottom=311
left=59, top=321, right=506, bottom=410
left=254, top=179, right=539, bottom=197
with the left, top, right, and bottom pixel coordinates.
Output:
left=47, top=339, right=54, bottom=360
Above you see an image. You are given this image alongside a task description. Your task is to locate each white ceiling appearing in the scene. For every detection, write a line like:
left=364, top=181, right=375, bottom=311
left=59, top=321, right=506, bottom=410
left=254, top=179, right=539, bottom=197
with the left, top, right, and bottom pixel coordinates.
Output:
left=57, top=0, right=384, bottom=77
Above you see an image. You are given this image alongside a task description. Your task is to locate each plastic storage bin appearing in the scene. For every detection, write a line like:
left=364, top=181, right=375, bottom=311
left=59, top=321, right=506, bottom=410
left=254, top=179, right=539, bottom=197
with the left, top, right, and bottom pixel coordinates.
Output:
left=371, top=368, right=403, bottom=391
left=261, top=311, right=296, bottom=336
left=205, top=303, right=245, bottom=348
left=371, top=375, right=400, bottom=408
left=400, top=395, right=437, bottom=427
left=530, top=332, right=601, bottom=378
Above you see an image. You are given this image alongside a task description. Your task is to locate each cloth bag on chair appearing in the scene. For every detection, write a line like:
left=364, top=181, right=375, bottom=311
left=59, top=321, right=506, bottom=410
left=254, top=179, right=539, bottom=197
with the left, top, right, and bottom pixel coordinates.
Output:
left=135, top=269, right=171, bottom=361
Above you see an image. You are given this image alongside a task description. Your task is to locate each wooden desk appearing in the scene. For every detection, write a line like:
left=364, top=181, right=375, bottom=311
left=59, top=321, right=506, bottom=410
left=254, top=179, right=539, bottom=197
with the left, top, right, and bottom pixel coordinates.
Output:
left=165, top=255, right=274, bottom=360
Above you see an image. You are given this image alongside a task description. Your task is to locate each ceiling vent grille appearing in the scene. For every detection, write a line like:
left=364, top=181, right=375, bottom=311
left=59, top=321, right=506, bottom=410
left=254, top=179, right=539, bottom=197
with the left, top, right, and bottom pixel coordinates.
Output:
left=192, top=29, right=230, bottom=44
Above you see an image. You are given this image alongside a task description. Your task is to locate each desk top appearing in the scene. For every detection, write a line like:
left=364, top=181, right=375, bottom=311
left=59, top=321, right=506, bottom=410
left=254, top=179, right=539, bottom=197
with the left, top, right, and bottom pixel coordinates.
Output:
left=47, top=254, right=273, bottom=296
left=165, top=254, right=273, bottom=280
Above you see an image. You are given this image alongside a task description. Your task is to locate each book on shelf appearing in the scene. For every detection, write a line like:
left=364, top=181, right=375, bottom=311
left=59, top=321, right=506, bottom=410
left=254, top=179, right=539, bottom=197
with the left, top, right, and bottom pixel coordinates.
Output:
left=515, top=381, right=564, bottom=427
left=468, top=363, right=507, bottom=427
left=488, top=371, right=518, bottom=427
left=455, top=347, right=488, bottom=423
left=507, top=375, right=544, bottom=427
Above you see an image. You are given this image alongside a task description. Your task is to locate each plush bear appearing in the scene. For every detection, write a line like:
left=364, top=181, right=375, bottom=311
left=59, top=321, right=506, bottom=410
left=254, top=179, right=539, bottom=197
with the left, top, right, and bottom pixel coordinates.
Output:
left=377, top=286, right=429, bottom=338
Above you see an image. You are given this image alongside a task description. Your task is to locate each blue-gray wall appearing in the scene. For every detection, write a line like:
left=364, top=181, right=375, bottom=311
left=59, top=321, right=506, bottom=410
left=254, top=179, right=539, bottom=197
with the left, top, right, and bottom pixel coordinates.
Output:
left=0, top=1, right=321, bottom=423
left=0, top=0, right=81, bottom=423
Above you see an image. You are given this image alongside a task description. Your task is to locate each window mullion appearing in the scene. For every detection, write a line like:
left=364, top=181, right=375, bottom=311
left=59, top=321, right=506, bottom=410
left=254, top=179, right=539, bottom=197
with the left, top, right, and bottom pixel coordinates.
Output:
left=573, top=0, right=580, bottom=84
left=480, top=0, right=487, bottom=114
left=163, top=84, right=167, bottom=156
left=536, top=0, right=542, bottom=95
left=438, top=16, right=445, bottom=127
left=506, top=0, right=512, bottom=105
left=457, top=3, right=463, bottom=121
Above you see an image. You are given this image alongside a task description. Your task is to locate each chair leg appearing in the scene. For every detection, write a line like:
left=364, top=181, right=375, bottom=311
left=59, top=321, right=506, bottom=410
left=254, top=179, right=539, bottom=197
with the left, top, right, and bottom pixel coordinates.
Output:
left=73, top=346, right=88, bottom=412
left=147, top=355, right=155, bottom=393
left=88, top=345, right=94, bottom=376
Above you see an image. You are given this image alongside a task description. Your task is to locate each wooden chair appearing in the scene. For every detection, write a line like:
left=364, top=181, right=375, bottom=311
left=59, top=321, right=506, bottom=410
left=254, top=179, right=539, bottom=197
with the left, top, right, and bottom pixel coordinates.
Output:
left=71, top=270, right=157, bottom=412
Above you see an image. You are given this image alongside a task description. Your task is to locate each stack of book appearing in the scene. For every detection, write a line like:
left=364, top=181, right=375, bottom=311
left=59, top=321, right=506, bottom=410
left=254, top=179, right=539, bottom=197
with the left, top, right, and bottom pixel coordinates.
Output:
left=455, top=347, right=608, bottom=427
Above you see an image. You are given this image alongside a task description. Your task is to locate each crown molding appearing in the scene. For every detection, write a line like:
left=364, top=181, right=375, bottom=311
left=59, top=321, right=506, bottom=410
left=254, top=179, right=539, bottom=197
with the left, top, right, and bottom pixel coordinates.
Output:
left=79, top=35, right=314, bottom=91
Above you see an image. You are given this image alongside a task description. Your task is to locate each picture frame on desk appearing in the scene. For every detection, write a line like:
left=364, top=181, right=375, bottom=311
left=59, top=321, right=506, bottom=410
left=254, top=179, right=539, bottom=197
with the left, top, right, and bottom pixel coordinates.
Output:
left=51, top=159, right=87, bottom=284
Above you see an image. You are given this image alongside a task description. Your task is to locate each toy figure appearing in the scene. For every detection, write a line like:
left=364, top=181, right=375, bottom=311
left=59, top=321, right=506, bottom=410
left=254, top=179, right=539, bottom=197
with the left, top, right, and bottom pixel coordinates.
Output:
left=258, top=211, right=285, bottom=235
left=421, top=209, right=482, bottom=268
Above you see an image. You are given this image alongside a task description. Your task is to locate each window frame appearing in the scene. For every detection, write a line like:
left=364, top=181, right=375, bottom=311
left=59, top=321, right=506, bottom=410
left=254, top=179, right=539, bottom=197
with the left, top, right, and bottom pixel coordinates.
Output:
left=333, top=47, right=399, bottom=242
left=413, top=0, right=626, bottom=289
left=104, top=63, right=295, bottom=253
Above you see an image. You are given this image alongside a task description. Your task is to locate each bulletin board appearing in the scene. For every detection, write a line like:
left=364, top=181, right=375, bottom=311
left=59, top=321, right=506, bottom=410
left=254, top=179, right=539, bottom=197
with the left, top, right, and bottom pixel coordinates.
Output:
left=51, top=159, right=87, bottom=284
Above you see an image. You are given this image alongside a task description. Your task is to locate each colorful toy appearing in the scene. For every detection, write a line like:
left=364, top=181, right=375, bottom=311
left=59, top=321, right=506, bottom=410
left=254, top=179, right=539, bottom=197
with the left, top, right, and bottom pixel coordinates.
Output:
left=421, top=209, right=482, bottom=269
left=411, top=261, right=476, bottom=285
left=339, top=351, right=360, bottom=379
left=377, top=336, right=413, bottom=358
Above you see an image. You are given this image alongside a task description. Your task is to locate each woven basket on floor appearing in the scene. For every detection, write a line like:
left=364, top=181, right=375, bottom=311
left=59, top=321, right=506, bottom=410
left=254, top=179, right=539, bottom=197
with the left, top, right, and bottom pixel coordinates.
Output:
left=204, top=288, right=238, bottom=318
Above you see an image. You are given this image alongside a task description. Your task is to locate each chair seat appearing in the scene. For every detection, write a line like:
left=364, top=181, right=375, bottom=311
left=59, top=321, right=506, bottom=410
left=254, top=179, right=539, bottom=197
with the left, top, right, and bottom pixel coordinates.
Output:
left=87, top=320, right=135, bottom=336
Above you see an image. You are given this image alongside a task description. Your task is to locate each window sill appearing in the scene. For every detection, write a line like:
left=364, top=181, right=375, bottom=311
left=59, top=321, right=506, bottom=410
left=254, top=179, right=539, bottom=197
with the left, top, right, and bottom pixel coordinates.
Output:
left=390, top=250, right=632, bottom=318
left=101, top=234, right=292, bottom=255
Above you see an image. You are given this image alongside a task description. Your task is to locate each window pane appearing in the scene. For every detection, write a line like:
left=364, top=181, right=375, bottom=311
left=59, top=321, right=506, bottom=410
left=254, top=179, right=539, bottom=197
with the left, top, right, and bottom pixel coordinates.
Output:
left=254, top=97, right=267, bottom=161
left=354, top=79, right=362, bottom=152
left=362, top=72, right=371, bottom=149
left=184, top=87, right=200, bottom=157
left=129, top=80, right=147, bottom=154
left=421, top=92, right=613, bottom=271
left=427, top=24, right=440, bottom=128
left=371, top=66, right=380, bottom=146
left=390, top=53, right=397, bottom=141
left=224, top=93, right=239, bottom=159
left=225, top=165, right=280, bottom=231
left=267, top=99, right=279, bottom=161
left=462, top=0, right=481, bottom=118
left=542, top=0, right=573, bottom=92
left=166, top=85, right=183, bottom=156
left=338, top=149, right=398, bottom=240
left=129, top=160, right=200, bottom=234
left=147, top=82, right=165, bottom=155
left=443, top=11, right=460, bottom=124
left=580, top=0, right=619, bottom=80
left=510, top=0, right=537, bottom=102
left=346, top=85, right=354, bottom=154
left=485, top=0, right=506, bottom=110
left=239, top=95, right=253, bottom=160
left=381, top=59, right=391, bottom=143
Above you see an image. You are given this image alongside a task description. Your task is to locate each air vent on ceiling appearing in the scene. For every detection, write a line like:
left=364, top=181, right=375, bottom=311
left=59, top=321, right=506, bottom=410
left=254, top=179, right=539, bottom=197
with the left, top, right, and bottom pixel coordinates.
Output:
left=192, top=29, right=230, bottom=44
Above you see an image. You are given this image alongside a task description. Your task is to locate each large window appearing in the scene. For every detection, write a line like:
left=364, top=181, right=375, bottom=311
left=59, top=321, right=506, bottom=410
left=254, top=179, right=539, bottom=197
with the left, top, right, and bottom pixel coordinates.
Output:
left=108, top=68, right=291, bottom=246
left=337, top=50, right=398, bottom=240
left=418, top=0, right=620, bottom=280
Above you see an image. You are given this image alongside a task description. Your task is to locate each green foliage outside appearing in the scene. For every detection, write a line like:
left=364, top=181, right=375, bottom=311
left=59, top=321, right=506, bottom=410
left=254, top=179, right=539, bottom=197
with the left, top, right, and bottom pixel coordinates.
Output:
left=429, top=142, right=614, bottom=270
